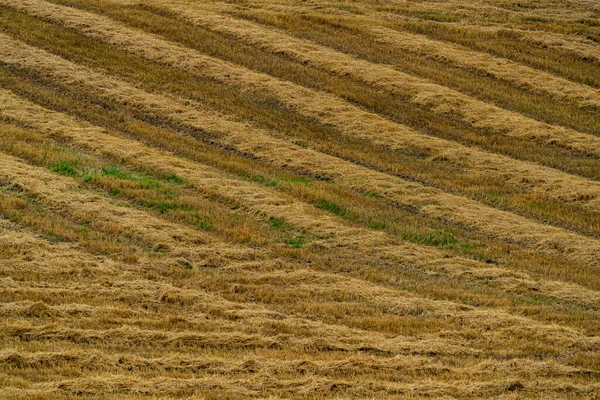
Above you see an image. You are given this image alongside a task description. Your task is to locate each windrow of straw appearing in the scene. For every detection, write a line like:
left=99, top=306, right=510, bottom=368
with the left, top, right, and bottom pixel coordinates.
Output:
left=151, top=0, right=600, bottom=110
left=3, top=90, right=600, bottom=310
left=130, top=0, right=600, bottom=154
left=2, top=35, right=600, bottom=268
left=366, top=25, right=600, bottom=109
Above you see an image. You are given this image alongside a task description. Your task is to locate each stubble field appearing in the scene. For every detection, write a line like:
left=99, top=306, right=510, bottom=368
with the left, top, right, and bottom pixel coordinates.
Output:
left=0, top=0, right=600, bottom=398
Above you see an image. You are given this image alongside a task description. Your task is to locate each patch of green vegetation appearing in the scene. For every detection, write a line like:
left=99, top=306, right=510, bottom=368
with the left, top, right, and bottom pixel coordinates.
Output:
left=526, top=203, right=546, bottom=213
left=269, top=217, right=292, bottom=231
left=193, top=213, right=213, bottom=231
left=51, top=160, right=79, bottom=176
left=139, top=177, right=160, bottom=189
left=75, top=227, right=89, bottom=236
left=143, top=200, right=178, bottom=214
left=100, top=166, right=135, bottom=180
left=460, top=242, right=476, bottom=250
left=161, top=188, right=178, bottom=200
left=164, top=174, right=184, bottom=184
left=314, top=199, right=346, bottom=217
left=254, top=174, right=312, bottom=188
left=284, top=236, right=309, bottom=248
left=82, top=165, right=161, bottom=188
left=474, top=192, right=510, bottom=208
left=367, top=216, right=387, bottom=230
left=409, top=229, right=463, bottom=248
left=280, top=176, right=312, bottom=185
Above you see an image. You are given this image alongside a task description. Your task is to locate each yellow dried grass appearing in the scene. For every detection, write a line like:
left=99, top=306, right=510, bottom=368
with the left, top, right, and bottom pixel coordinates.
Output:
left=5, top=0, right=600, bottom=215
left=2, top=37, right=600, bottom=268
left=138, top=0, right=600, bottom=153
left=368, top=25, right=600, bottom=109
left=2, top=90, right=600, bottom=311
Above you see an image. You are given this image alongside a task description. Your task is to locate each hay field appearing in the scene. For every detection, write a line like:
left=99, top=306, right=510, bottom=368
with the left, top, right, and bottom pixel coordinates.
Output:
left=1, top=0, right=599, bottom=397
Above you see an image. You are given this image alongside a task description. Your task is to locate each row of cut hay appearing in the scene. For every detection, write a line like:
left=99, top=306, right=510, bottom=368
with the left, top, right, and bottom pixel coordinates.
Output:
left=12, top=0, right=600, bottom=217
left=0, top=314, right=479, bottom=359
left=151, top=0, right=600, bottom=111
left=511, top=28, right=600, bottom=64
left=185, top=1, right=600, bottom=149
left=2, top=215, right=599, bottom=394
left=4, top=90, right=600, bottom=310
left=6, top=374, right=598, bottom=399
left=0, top=348, right=477, bottom=388
left=1, top=373, right=598, bottom=399
left=367, top=25, right=600, bottom=110
left=0, top=217, right=122, bottom=277
left=207, top=267, right=600, bottom=355
left=2, top=37, right=600, bottom=268
left=0, top=152, right=254, bottom=264
left=5, top=349, right=593, bottom=384
left=3, top=91, right=600, bottom=326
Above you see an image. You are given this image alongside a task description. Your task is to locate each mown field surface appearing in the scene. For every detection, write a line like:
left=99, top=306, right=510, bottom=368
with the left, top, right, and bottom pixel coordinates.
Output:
left=1, top=0, right=600, bottom=398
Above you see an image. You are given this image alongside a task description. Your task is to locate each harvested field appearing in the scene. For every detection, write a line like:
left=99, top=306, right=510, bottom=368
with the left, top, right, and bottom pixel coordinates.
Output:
left=0, top=0, right=599, bottom=398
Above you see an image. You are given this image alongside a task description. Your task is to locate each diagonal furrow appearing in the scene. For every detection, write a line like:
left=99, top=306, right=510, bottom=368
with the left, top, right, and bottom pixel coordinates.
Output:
left=2, top=91, right=600, bottom=309
left=367, top=25, right=600, bottom=110
left=0, top=153, right=254, bottom=263
left=6, top=0, right=600, bottom=214
left=133, top=0, right=600, bottom=154
left=1, top=41, right=600, bottom=268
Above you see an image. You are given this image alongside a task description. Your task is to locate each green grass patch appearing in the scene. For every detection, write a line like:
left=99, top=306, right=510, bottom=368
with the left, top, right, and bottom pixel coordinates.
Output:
left=314, top=199, right=346, bottom=216
left=269, top=217, right=292, bottom=231
left=410, top=229, right=460, bottom=248
left=164, top=174, right=184, bottom=184
left=284, top=236, right=309, bottom=248
left=279, top=176, right=312, bottom=185
left=366, top=215, right=389, bottom=230
left=193, top=213, right=213, bottom=231
left=475, top=192, right=510, bottom=208
left=51, top=160, right=79, bottom=176
left=100, top=166, right=135, bottom=180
